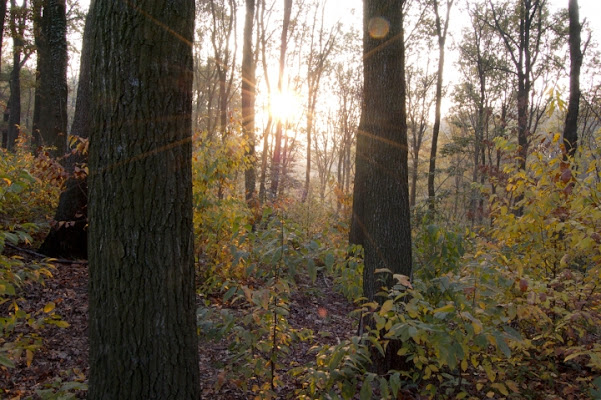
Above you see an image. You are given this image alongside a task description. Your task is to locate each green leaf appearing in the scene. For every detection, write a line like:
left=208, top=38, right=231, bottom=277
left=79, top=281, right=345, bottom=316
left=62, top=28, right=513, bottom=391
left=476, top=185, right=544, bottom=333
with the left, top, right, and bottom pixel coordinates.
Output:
left=359, top=378, right=372, bottom=400
left=223, top=286, right=237, bottom=302
left=324, top=252, right=335, bottom=271
left=0, top=353, right=15, bottom=368
left=494, top=333, right=511, bottom=358
left=389, top=372, right=401, bottom=396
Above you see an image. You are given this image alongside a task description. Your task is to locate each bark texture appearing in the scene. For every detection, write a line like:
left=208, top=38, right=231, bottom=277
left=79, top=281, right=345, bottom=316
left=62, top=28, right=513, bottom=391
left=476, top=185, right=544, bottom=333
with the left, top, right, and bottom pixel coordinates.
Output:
left=563, top=0, right=581, bottom=156
left=31, top=0, right=68, bottom=156
left=350, top=0, right=412, bottom=302
left=38, top=0, right=94, bottom=259
left=87, top=0, right=200, bottom=398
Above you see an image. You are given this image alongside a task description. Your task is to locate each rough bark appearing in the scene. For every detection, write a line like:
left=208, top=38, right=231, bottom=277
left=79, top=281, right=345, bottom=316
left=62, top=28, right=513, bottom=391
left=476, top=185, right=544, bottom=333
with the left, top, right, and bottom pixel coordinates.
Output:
left=87, top=0, right=200, bottom=398
left=242, top=0, right=256, bottom=202
left=31, top=0, right=68, bottom=156
left=350, top=0, right=412, bottom=372
left=563, top=0, right=581, bottom=156
left=38, top=0, right=94, bottom=259
left=351, top=0, right=412, bottom=303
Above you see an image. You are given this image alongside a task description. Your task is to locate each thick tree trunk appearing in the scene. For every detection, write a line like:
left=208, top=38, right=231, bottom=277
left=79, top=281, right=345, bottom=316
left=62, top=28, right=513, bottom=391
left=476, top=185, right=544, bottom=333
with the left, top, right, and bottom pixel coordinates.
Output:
left=351, top=0, right=411, bottom=302
left=38, top=0, right=94, bottom=259
left=242, top=0, right=256, bottom=202
left=563, top=0, right=582, bottom=156
left=31, top=0, right=68, bottom=156
left=351, top=0, right=412, bottom=372
left=87, top=0, right=200, bottom=398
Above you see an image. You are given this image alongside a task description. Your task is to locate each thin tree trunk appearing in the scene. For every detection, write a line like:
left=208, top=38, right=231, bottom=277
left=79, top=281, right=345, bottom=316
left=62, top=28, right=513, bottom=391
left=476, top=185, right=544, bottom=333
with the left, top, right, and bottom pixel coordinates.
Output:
left=427, top=0, right=452, bottom=212
left=269, top=0, right=292, bottom=200
left=7, top=0, right=23, bottom=152
left=0, top=0, right=7, bottom=72
left=242, top=0, right=256, bottom=202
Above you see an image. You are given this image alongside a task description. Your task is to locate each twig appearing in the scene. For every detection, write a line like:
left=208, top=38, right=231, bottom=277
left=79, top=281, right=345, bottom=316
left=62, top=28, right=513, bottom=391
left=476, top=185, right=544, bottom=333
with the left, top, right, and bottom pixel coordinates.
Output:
left=5, top=243, right=88, bottom=265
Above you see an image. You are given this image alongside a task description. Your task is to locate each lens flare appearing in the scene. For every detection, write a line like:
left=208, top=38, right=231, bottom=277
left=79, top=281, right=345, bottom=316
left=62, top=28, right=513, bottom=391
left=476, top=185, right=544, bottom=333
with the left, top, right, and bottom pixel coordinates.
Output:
left=368, top=17, right=390, bottom=39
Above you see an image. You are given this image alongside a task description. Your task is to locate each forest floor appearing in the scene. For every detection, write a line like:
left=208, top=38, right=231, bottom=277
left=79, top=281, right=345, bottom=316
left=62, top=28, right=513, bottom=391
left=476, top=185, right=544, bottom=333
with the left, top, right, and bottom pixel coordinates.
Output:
left=0, top=248, right=357, bottom=399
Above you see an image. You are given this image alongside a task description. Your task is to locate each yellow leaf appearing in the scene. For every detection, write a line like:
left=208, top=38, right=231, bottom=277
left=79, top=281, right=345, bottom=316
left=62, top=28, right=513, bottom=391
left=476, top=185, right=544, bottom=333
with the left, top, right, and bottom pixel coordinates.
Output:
left=380, top=299, right=394, bottom=315
left=472, top=319, right=483, bottom=335
left=492, top=383, right=509, bottom=396
left=461, top=358, right=468, bottom=372
left=484, top=362, right=496, bottom=382
left=486, top=391, right=495, bottom=398
left=433, top=304, right=455, bottom=315
left=471, top=354, right=480, bottom=368
left=505, top=380, right=519, bottom=393
left=476, top=383, right=484, bottom=391
left=43, top=302, right=56, bottom=314
left=26, top=349, right=33, bottom=367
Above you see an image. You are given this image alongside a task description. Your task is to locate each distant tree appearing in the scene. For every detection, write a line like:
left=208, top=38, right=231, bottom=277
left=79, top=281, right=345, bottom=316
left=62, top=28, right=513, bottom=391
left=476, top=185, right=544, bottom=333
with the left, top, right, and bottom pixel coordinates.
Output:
left=0, top=0, right=7, bottom=72
left=6, top=0, right=28, bottom=151
left=488, top=0, right=550, bottom=172
left=563, top=0, right=582, bottom=156
left=87, top=0, right=200, bottom=398
left=350, top=0, right=412, bottom=372
left=301, top=1, right=337, bottom=203
left=269, top=0, right=292, bottom=199
left=426, top=0, right=453, bottom=211
left=31, top=0, right=68, bottom=156
left=406, top=63, right=435, bottom=207
left=333, top=59, right=361, bottom=208
left=257, top=0, right=278, bottom=201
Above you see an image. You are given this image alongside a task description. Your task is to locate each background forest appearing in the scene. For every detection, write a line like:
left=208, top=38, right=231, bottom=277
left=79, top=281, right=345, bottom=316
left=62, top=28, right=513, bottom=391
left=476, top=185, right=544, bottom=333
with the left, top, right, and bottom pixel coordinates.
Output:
left=0, top=0, right=601, bottom=398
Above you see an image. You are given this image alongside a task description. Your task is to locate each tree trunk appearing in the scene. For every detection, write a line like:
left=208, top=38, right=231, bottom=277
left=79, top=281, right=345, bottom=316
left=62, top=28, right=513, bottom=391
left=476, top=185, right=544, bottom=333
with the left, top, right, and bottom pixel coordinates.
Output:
left=87, top=0, right=200, bottom=398
left=427, top=0, right=452, bottom=212
left=351, top=0, right=411, bottom=303
left=242, top=0, right=256, bottom=202
left=258, top=116, right=271, bottom=201
left=410, top=146, right=418, bottom=207
left=7, top=0, right=23, bottom=152
left=563, top=0, right=582, bottom=156
left=38, top=0, right=94, bottom=259
left=269, top=0, right=292, bottom=200
left=31, top=0, right=68, bottom=156
left=0, top=0, right=8, bottom=72
left=351, top=0, right=412, bottom=372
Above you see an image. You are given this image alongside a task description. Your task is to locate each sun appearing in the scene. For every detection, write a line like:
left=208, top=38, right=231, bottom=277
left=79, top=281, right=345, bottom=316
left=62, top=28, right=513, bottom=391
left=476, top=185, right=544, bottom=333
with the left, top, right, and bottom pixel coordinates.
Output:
left=270, top=89, right=302, bottom=122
